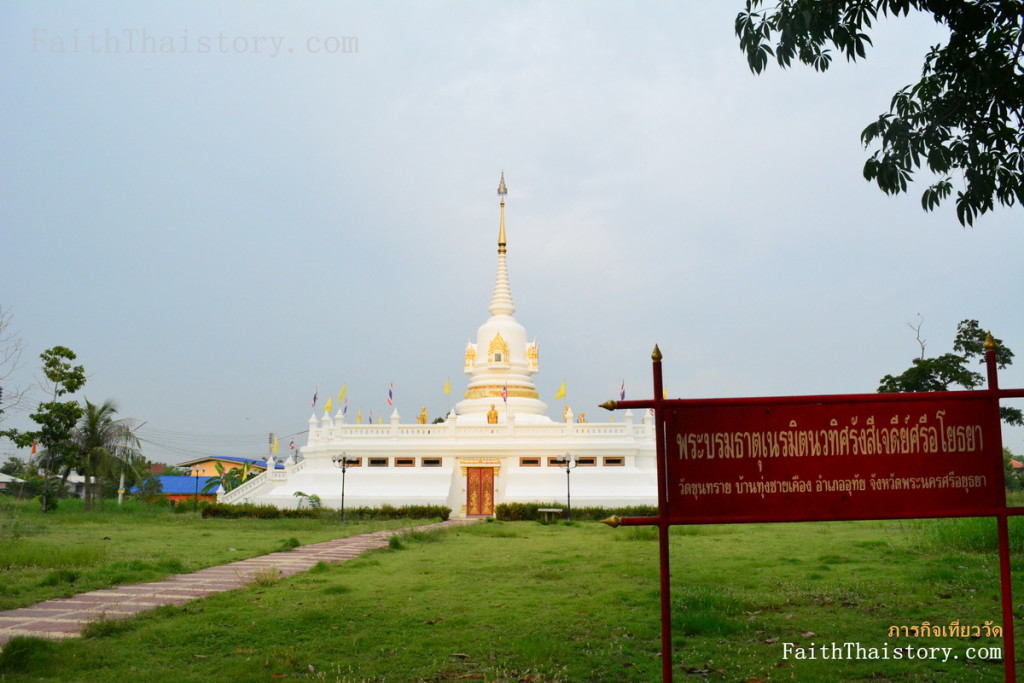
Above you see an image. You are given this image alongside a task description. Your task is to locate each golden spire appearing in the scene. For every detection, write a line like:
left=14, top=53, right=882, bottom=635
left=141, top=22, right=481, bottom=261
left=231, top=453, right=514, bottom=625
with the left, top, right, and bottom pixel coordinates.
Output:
left=488, top=172, right=515, bottom=317
left=497, top=171, right=507, bottom=255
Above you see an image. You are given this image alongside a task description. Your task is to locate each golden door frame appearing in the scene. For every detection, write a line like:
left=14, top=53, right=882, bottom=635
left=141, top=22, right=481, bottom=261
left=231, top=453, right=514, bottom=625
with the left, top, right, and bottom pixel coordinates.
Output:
left=461, top=458, right=500, bottom=516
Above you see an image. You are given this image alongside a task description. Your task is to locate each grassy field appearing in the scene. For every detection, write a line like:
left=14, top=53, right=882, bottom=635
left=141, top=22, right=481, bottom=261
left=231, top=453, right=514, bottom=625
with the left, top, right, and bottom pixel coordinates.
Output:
left=0, top=499, right=1021, bottom=682
left=0, top=498, right=430, bottom=611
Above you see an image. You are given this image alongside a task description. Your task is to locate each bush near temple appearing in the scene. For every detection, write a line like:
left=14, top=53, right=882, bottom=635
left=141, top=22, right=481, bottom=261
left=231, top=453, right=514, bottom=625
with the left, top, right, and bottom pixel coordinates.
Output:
left=495, top=502, right=658, bottom=521
left=198, top=502, right=450, bottom=521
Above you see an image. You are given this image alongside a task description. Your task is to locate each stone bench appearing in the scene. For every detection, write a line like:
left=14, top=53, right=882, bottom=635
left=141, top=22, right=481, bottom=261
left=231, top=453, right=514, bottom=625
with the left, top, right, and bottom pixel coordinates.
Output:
left=537, top=508, right=563, bottom=523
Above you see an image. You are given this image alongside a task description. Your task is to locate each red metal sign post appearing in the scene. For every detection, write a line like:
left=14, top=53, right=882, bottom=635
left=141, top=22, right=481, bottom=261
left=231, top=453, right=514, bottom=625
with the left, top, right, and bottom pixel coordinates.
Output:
left=602, top=339, right=1024, bottom=683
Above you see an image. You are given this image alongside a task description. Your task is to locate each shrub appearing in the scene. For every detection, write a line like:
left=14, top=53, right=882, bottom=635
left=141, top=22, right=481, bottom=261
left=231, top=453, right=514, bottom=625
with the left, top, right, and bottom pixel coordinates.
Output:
left=278, top=537, right=301, bottom=551
left=198, top=502, right=450, bottom=521
left=495, top=502, right=537, bottom=521
left=494, top=502, right=658, bottom=522
left=0, top=636, right=55, bottom=673
left=38, top=569, right=80, bottom=587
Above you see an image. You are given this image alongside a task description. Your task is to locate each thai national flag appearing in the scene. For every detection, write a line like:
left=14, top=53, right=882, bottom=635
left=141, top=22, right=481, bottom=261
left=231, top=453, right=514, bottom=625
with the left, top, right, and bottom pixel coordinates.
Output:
left=620, top=379, right=625, bottom=401
left=386, top=383, right=394, bottom=406
left=311, top=389, right=318, bottom=408
left=501, top=383, right=508, bottom=403
left=289, top=438, right=295, bottom=451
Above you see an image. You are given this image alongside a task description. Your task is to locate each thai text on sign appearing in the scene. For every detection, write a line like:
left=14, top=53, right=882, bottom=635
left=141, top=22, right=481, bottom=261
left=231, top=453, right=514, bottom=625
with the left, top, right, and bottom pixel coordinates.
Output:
left=663, top=392, right=1003, bottom=524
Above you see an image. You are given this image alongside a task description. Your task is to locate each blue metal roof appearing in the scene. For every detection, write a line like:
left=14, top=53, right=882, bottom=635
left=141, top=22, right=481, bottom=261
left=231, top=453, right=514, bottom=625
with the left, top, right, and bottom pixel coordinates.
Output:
left=131, top=475, right=219, bottom=495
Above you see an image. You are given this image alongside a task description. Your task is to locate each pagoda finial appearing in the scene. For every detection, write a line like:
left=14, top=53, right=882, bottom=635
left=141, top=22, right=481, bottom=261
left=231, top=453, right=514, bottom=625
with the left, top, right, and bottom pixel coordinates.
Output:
left=498, top=172, right=508, bottom=255
left=488, top=172, right=515, bottom=316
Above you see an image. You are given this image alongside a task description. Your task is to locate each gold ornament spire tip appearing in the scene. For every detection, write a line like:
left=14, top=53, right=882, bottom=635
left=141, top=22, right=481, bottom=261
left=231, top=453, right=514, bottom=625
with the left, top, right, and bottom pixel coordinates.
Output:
left=497, top=172, right=507, bottom=253
left=985, top=332, right=996, bottom=352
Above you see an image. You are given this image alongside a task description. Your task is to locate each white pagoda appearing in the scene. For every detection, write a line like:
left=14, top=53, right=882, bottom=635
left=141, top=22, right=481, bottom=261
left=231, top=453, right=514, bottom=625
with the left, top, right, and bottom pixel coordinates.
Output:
left=221, top=175, right=656, bottom=516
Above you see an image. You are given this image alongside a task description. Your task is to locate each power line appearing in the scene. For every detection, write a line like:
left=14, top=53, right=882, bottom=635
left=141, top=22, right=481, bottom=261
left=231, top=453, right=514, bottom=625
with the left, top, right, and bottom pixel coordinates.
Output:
left=134, top=426, right=308, bottom=464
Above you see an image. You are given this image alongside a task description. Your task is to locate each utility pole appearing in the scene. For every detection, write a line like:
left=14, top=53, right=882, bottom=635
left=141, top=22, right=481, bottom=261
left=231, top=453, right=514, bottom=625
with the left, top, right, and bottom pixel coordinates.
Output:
left=118, top=420, right=147, bottom=506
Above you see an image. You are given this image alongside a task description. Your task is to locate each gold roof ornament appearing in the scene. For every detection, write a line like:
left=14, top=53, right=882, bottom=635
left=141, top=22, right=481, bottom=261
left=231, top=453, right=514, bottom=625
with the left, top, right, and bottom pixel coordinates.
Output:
left=497, top=172, right=508, bottom=255
left=488, top=332, right=509, bottom=362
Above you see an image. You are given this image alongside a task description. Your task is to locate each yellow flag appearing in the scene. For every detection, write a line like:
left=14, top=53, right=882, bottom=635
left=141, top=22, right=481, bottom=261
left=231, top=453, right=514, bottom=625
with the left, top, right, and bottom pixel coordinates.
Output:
left=662, top=387, right=667, bottom=399
left=273, top=437, right=279, bottom=453
left=339, top=385, right=347, bottom=402
left=554, top=381, right=566, bottom=400
left=444, top=378, right=451, bottom=395
left=324, top=396, right=333, bottom=413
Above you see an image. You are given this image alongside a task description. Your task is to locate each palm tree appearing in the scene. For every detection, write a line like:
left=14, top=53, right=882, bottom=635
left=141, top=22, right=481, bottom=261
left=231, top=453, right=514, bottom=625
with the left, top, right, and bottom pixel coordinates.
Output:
left=70, top=399, right=143, bottom=512
left=201, top=460, right=258, bottom=495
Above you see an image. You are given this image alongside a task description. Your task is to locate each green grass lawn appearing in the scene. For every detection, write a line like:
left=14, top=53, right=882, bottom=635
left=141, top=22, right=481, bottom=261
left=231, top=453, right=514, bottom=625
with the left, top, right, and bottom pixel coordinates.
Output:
left=0, top=498, right=429, bottom=611
left=0, top=500, right=1020, bottom=682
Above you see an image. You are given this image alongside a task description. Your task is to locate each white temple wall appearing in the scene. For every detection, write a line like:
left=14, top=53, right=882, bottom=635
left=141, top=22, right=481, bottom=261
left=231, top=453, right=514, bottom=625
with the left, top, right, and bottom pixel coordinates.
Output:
left=220, top=417, right=657, bottom=515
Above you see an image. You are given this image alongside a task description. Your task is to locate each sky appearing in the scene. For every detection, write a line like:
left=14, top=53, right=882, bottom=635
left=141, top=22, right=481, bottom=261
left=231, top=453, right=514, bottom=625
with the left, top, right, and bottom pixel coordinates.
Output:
left=2, top=2, right=1022, bottom=466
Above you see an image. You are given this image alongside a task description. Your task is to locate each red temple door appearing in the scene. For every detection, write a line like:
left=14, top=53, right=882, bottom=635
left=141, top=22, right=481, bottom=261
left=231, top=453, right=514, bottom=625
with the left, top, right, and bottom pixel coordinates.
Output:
left=466, top=467, right=494, bottom=516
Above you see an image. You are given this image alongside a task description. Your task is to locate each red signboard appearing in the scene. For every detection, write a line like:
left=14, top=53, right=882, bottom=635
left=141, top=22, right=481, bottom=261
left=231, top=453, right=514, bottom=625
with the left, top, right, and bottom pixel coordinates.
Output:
left=603, top=342, right=1024, bottom=683
left=663, top=392, right=1005, bottom=524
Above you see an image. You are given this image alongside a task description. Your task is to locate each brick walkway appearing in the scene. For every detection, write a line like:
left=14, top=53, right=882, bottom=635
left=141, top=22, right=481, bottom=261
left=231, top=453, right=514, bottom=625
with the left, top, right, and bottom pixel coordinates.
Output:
left=0, top=518, right=479, bottom=647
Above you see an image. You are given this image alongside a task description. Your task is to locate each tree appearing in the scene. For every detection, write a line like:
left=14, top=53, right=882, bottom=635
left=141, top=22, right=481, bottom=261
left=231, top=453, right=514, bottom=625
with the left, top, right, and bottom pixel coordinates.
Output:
left=7, top=347, right=86, bottom=511
left=69, top=399, right=143, bottom=512
left=130, top=470, right=165, bottom=503
left=736, top=0, right=1024, bottom=225
left=0, top=305, right=27, bottom=427
left=878, top=318, right=1023, bottom=425
left=201, top=461, right=258, bottom=494
left=0, top=456, right=27, bottom=478
left=293, top=490, right=322, bottom=509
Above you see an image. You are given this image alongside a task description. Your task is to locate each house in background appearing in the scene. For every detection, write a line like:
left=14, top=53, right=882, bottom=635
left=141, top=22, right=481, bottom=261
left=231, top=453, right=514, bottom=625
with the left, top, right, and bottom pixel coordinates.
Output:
left=0, top=473, right=24, bottom=492
left=64, top=473, right=94, bottom=499
left=175, top=456, right=283, bottom=477
left=132, top=475, right=220, bottom=505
